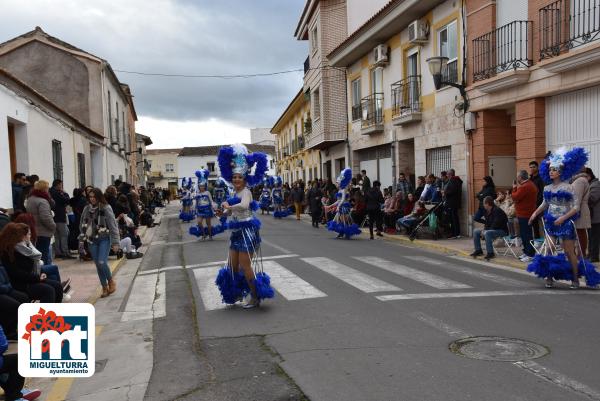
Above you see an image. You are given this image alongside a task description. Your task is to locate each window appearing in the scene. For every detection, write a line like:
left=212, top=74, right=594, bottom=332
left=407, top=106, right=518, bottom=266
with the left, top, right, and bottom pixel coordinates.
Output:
left=312, top=88, right=321, bottom=120
left=351, top=79, right=361, bottom=121
left=426, top=146, right=452, bottom=176
left=370, top=67, right=383, bottom=94
left=311, top=26, right=318, bottom=53
left=115, top=102, right=120, bottom=149
left=77, top=153, right=86, bottom=188
left=438, top=21, right=458, bottom=85
left=108, top=91, right=113, bottom=142
left=165, top=163, right=175, bottom=172
left=52, top=140, right=63, bottom=181
left=206, top=162, right=215, bottom=172
left=121, top=111, right=126, bottom=151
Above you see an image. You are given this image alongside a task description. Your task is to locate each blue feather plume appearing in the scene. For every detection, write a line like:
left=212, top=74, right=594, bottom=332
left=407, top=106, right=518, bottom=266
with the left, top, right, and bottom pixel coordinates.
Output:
left=226, top=196, right=241, bottom=206
left=215, top=267, right=238, bottom=304
left=327, top=221, right=361, bottom=238
left=527, top=254, right=575, bottom=281
left=245, top=152, right=268, bottom=187
left=254, top=272, right=275, bottom=300
left=273, top=209, right=290, bottom=218
left=578, top=259, right=600, bottom=287
left=218, top=146, right=235, bottom=183
left=226, top=216, right=261, bottom=230
left=561, top=147, right=588, bottom=181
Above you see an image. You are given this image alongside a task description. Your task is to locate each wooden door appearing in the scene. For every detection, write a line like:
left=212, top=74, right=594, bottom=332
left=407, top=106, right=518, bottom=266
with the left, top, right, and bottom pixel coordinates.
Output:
left=8, top=123, right=16, bottom=177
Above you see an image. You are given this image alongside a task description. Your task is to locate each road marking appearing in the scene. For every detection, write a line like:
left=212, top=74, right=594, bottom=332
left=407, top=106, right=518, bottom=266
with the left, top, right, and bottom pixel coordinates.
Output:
left=137, top=255, right=299, bottom=276
left=448, top=255, right=532, bottom=276
left=262, top=260, right=327, bottom=300
left=121, top=272, right=167, bottom=321
left=514, top=360, right=600, bottom=401
left=355, top=256, right=471, bottom=290
left=151, top=239, right=198, bottom=246
left=262, top=239, right=293, bottom=255
left=404, top=256, right=529, bottom=287
left=377, top=289, right=600, bottom=301
left=413, top=311, right=600, bottom=400
left=301, top=257, right=402, bottom=293
left=193, top=266, right=227, bottom=311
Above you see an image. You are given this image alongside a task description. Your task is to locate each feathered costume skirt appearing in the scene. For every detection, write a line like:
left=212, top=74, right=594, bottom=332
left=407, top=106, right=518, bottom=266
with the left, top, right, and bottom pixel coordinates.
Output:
left=327, top=204, right=361, bottom=238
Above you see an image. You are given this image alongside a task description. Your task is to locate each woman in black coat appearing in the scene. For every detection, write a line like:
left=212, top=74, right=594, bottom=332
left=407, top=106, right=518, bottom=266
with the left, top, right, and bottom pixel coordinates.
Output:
left=307, top=181, right=323, bottom=228
left=474, top=176, right=496, bottom=224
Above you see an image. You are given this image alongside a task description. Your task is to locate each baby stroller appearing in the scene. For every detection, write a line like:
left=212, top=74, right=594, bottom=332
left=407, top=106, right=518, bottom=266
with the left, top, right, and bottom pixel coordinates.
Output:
left=409, top=201, right=446, bottom=241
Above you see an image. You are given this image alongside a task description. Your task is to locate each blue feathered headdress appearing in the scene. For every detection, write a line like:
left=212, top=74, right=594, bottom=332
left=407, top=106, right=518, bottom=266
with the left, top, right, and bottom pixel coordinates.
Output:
left=336, top=168, right=352, bottom=189
left=263, top=175, right=275, bottom=188
left=195, top=169, right=209, bottom=188
left=214, top=177, right=227, bottom=188
left=181, top=177, right=192, bottom=190
left=273, top=176, right=282, bottom=187
left=540, top=147, right=588, bottom=183
left=217, top=144, right=268, bottom=187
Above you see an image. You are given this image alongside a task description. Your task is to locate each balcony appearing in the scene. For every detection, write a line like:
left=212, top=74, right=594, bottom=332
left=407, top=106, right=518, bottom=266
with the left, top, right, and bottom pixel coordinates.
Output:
left=472, top=21, right=533, bottom=92
left=391, top=75, right=422, bottom=126
left=304, top=56, right=310, bottom=75
left=441, top=59, right=459, bottom=88
left=360, top=93, right=384, bottom=134
left=539, top=0, right=600, bottom=72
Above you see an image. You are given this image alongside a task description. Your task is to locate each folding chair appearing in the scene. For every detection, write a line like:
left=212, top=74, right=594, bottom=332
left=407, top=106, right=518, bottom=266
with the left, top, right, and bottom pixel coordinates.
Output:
left=493, top=223, right=522, bottom=259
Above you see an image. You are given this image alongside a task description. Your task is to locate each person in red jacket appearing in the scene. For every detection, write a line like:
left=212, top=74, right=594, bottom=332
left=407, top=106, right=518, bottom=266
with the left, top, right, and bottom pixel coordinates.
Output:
left=512, top=170, right=538, bottom=261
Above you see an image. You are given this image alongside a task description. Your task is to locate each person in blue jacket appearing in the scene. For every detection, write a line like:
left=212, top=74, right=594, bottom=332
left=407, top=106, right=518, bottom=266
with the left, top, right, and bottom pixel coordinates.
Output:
left=0, top=325, right=42, bottom=401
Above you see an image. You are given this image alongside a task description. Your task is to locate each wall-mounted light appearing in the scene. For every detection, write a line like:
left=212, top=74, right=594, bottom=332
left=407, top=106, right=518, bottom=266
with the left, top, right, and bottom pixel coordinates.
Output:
left=426, top=56, right=469, bottom=112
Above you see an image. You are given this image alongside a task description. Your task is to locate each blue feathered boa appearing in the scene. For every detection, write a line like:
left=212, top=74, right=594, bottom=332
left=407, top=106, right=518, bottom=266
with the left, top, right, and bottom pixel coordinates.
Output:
left=543, top=189, right=573, bottom=202
left=327, top=220, right=362, bottom=238
left=527, top=254, right=600, bottom=287
left=189, top=222, right=226, bottom=237
left=226, top=216, right=261, bottom=231
left=273, top=208, right=292, bottom=218
left=215, top=268, right=274, bottom=303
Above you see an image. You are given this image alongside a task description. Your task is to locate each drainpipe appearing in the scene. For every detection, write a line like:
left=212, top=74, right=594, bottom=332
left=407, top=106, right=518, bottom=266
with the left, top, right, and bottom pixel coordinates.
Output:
left=391, top=129, right=397, bottom=195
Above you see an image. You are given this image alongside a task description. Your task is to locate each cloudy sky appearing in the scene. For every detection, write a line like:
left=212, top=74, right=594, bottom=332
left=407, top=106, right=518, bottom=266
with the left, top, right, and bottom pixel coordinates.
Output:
left=0, top=0, right=307, bottom=148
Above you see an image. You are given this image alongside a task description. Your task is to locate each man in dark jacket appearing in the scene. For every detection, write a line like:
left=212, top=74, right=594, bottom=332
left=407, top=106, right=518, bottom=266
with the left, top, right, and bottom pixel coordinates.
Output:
left=470, top=196, right=508, bottom=260
left=361, top=170, right=371, bottom=193
left=307, top=181, right=323, bottom=228
left=11, top=173, right=26, bottom=212
left=290, top=183, right=305, bottom=221
left=365, top=181, right=384, bottom=239
left=443, top=169, right=463, bottom=238
left=50, top=179, right=73, bottom=259
left=529, top=161, right=545, bottom=238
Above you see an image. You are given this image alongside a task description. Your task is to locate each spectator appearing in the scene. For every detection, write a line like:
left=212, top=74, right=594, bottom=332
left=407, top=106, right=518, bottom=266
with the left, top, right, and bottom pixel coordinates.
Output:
left=438, top=171, right=449, bottom=192
left=529, top=161, right=545, bottom=238
left=397, top=200, right=427, bottom=234
left=402, top=193, right=417, bottom=217
left=384, top=191, right=402, bottom=230
left=470, top=196, right=509, bottom=261
left=571, top=167, right=591, bottom=257
left=0, top=264, right=29, bottom=338
left=512, top=170, right=538, bottom=261
left=443, top=169, right=463, bottom=239
left=414, top=176, right=426, bottom=200
left=11, top=173, right=26, bottom=212
left=50, top=179, right=73, bottom=260
left=26, top=180, right=56, bottom=265
left=104, top=186, right=118, bottom=211
left=350, top=191, right=366, bottom=225
left=0, top=324, right=42, bottom=401
left=11, top=211, right=37, bottom=244
left=587, top=168, right=600, bottom=263
left=495, top=191, right=516, bottom=236
left=474, top=176, right=496, bottom=224
left=0, top=208, right=10, bottom=232
left=396, top=172, right=413, bottom=204
left=307, top=181, right=323, bottom=228
left=365, top=180, right=384, bottom=239
left=0, top=223, right=63, bottom=303
left=420, top=174, right=437, bottom=203
left=291, top=182, right=305, bottom=221
left=361, top=170, right=371, bottom=193
left=80, top=188, right=120, bottom=297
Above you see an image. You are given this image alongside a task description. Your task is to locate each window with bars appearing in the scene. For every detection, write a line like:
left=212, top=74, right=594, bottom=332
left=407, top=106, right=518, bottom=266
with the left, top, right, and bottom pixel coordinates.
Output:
left=52, top=140, right=63, bottom=181
left=426, top=146, right=452, bottom=176
left=77, top=153, right=86, bottom=188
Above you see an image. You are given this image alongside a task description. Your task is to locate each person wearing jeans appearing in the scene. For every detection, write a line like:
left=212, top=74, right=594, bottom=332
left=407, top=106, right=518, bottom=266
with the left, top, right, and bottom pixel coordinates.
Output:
left=471, top=196, right=509, bottom=261
left=512, top=170, right=538, bottom=261
left=81, top=188, right=120, bottom=298
left=26, top=180, right=56, bottom=266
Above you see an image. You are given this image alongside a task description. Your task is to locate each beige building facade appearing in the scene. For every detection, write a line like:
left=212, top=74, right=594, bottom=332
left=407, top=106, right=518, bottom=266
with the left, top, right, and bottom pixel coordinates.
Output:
left=146, top=148, right=181, bottom=194
left=272, top=89, right=321, bottom=184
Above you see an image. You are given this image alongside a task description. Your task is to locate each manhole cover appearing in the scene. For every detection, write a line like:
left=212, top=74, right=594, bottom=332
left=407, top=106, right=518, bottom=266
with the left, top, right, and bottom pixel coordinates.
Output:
left=450, top=336, right=549, bottom=362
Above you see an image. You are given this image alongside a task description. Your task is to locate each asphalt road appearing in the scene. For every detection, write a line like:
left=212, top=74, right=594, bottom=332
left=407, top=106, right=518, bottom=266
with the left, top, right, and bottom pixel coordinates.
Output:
left=133, top=204, right=600, bottom=401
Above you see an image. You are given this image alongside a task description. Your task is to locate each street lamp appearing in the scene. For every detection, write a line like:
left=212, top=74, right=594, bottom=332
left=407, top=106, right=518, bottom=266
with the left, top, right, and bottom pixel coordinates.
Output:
left=426, top=56, right=469, bottom=112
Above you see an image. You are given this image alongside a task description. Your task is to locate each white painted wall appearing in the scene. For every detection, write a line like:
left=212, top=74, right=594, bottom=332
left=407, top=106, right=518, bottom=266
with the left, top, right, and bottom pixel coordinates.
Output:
left=346, top=0, right=389, bottom=35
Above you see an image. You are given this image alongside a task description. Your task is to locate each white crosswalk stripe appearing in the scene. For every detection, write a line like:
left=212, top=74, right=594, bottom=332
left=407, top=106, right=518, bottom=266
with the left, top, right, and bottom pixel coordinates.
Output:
left=193, top=266, right=228, bottom=311
left=354, top=256, right=471, bottom=290
left=121, top=272, right=166, bottom=321
left=262, top=260, right=327, bottom=300
left=301, top=257, right=402, bottom=293
left=403, top=256, right=529, bottom=287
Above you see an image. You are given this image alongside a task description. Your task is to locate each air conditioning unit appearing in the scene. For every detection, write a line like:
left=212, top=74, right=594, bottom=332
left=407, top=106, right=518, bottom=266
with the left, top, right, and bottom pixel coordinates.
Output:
left=408, top=19, right=429, bottom=44
left=373, top=44, right=389, bottom=66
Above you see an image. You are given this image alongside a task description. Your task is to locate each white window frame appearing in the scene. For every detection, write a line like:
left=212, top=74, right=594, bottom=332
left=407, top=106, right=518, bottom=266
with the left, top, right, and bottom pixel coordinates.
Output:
left=351, top=78, right=361, bottom=121
left=438, top=20, right=458, bottom=64
left=312, top=87, right=321, bottom=120
left=311, top=26, right=318, bottom=54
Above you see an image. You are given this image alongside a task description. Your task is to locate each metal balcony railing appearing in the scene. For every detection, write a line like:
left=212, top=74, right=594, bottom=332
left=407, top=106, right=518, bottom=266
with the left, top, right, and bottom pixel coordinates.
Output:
left=391, top=75, right=422, bottom=118
left=441, top=59, right=459, bottom=87
left=304, top=56, right=310, bottom=75
left=540, top=0, right=600, bottom=59
left=360, top=93, right=384, bottom=129
left=473, top=20, right=533, bottom=82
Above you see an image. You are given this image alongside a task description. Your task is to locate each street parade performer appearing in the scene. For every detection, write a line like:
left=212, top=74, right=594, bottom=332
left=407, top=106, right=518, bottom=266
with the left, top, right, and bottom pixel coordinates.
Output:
left=527, top=147, right=600, bottom=289
left=179, top=177, right=195, bottom=222
left=325, top=168, right=361, bottom=239
left=272, top=176, right=290, bottom=218
left=189, top=169, right=225, bottom=240
left=259, top=176, right=273, bottom=215
left=215, top=144, right=274, bottom=309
